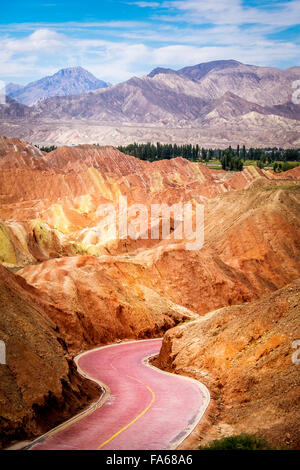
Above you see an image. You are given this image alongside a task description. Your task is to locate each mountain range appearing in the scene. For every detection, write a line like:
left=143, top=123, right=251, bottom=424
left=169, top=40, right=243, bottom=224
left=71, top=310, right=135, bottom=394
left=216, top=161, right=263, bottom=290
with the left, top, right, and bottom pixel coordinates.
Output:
left=0, top=60, right=300, bottom=147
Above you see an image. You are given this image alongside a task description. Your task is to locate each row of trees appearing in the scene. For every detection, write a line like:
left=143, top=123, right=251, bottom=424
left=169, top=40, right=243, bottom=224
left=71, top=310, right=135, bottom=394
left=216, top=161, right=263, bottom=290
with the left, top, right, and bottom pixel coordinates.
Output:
left=33, top=141, right=299, bottom=172
left=118, top=143, right=300, bottom=172
left=118, top=143, right=300, bottom=165
left=118, top=143, right=203, bottom=161
left=220, top=150, right=244, bottom=171
left=35, top=145, right=58, bottom=153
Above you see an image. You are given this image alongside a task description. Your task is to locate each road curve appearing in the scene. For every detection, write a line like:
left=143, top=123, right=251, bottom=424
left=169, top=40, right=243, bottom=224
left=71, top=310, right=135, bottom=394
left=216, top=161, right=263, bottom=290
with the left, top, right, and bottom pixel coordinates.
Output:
left=29, top=339, right=210, bottom=450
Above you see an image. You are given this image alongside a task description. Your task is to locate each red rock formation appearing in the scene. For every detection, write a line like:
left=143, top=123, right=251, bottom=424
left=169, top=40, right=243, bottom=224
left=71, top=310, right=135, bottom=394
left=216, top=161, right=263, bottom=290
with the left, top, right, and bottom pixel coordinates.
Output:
left=0, top=136, right=47, bottom=170
left=156, top=279, right=300, bottom=449
left=279, top=166, right=300, bottom=179
left=1, top=139, right=299, bottom=269
left=1, top=137, right=300, bottom=449
left=19, top=256, right=197, bottom=353
left=18, top=184, right=300, bottom=340
left=0, top=264, right=100, bottom=449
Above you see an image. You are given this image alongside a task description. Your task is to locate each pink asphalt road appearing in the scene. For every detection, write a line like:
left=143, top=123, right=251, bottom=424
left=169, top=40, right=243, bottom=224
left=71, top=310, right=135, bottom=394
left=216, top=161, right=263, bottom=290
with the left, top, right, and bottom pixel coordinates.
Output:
left=29, top=339, right=209, bottom=450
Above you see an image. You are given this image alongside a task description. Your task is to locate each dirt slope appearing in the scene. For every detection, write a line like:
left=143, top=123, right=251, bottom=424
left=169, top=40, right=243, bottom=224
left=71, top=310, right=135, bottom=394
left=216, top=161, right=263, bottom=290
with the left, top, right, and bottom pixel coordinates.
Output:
left=19, top=256, right=197, bottom=353
left=18, top=185, right=300, bottom=339
left=1, top=138, right=300, bottom=449
left=82, top=184, right=300, bottom=315
left=0, top=264, right=100, bottom=449
left=156, top=279, right=300, bottom=449
left=0, top=139, right=299, bottom=269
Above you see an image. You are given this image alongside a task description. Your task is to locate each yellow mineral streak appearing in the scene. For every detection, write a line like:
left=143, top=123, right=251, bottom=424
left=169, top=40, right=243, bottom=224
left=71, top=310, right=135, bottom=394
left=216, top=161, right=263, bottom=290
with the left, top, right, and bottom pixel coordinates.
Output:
left=246, top=165, right=261, bottom=179
left=74, top=194, right=93, bottom=214
left=0, top=223, right=16, bottom=264
left=150, top=171, right=164, bottom=191
left=47, top=205, right=70, bottom=234
left=191, top=163, right=206, bottom=183
left=169, top=172, right=182, bottom=184
left=87, top=167, right=114, bottom=200
left=262, top=169, right=275, bottom=179
left=9, top=223, right=31, bottom=254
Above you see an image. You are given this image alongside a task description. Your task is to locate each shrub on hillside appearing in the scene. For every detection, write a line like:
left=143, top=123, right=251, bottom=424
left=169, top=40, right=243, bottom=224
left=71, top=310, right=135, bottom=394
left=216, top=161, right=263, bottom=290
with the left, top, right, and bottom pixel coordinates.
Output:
left=198, top=433, right=273, bottom=450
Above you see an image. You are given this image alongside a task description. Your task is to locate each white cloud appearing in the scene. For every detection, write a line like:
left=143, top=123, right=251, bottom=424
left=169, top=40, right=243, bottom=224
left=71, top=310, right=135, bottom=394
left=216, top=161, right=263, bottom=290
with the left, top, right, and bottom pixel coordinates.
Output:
left=0, top=21, right=150, bottom=33
left=3, top=29, right=66, bottom=54
left=0, top=26, right=298, bottom=86
left=161, top=0, right=300, bottom=26
left=134, top=2, right=160, bottom=7
left=0, top=29, right=153, bottom=83
left=0, top=1, right=299, bottom=85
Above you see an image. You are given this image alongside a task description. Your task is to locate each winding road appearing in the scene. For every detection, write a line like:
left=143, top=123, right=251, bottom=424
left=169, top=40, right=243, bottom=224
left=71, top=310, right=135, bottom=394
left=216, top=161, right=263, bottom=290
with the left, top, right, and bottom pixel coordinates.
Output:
left=29, top=339, right=209, bottom=450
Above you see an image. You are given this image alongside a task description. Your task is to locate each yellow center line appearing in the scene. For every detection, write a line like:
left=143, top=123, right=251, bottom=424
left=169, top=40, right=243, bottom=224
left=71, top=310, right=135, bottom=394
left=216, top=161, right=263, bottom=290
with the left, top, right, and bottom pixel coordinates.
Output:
left=97, top=359, right=156, bottom=449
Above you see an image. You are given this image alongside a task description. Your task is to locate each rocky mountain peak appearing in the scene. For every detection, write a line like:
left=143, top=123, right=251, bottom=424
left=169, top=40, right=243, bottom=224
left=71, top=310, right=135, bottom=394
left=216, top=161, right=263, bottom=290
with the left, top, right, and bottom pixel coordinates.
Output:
left=8, top=66, right=110, bottom=106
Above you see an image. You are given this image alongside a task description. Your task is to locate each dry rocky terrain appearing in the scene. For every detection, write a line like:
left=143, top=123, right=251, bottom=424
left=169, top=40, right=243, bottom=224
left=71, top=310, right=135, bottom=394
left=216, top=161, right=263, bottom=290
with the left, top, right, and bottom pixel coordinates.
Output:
left=0, top=264, right=100, bottom=449
left=0, top=136, right=299, bottom=448
left=156, top=280, right=300, bottom=449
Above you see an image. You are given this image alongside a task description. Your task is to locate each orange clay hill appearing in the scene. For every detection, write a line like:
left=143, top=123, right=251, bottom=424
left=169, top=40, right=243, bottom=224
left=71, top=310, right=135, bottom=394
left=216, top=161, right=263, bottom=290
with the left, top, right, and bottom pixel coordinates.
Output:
left=156, top=279, right=300, bottom=450
left=0, top=135, right=299, bottom=449
left=0, top=263, right=100, bottom=449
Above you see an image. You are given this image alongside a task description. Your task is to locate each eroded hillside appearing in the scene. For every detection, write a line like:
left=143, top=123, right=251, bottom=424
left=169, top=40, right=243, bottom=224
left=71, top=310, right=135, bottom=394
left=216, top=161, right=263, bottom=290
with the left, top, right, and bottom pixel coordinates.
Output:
left=19, top=256, right=196, bottom=352
left=0, top=137, right=300, bottom=449
left=0, top=264, right=100, bottom=449
left=0, top=137, right=298, bottom=269
left=156, top=280, right=300, bottom=449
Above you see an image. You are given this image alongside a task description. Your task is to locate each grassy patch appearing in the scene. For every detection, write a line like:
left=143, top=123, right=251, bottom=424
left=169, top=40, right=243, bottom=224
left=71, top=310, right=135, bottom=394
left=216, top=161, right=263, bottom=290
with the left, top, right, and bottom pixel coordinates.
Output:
left=176, top=318, right=196, bottom=327
left=69, top=241, right=89, bottom=256
left=198, top=433, right=273, bottom=450
left=264, top=184, right=300, bottom=191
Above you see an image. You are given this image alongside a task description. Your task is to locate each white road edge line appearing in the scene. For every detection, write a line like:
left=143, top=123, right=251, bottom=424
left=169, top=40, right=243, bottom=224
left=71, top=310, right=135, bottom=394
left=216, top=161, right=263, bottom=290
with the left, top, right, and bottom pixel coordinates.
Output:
left=143, top=354, right=210, bottom=450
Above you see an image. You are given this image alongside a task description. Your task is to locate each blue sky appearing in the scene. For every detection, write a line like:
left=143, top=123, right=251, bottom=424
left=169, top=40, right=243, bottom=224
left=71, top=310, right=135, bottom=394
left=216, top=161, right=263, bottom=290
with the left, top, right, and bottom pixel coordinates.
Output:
left=0, top=0, right=299, bottom=85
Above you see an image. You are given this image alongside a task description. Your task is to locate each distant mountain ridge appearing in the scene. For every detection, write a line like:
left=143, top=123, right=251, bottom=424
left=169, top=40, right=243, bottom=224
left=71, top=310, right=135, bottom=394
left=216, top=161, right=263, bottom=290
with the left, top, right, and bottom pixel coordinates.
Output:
left=148, top=59, right=243, bottom=80
left=0, top=60, right=300, bottom=147
left=7, top=66, right=110, bottom=105
left=28, top=60, right=300, bottom=121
